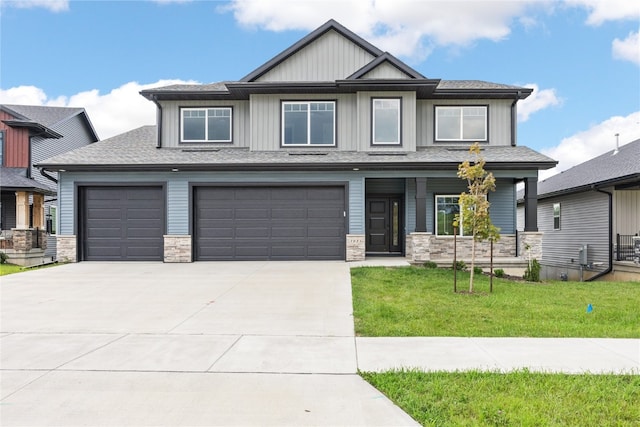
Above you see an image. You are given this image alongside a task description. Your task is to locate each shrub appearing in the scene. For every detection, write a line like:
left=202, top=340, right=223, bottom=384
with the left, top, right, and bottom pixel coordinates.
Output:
left=423, top=261, right=438, bottom=269
left=523, top=259, right=541, bottom=282
left=473, top=266, right=483, bottom=275
left=0, top=252, right=8, bottom=264
left=452, top=260, right=467, bottom=271
left=494, top=268, right=505, bottom=278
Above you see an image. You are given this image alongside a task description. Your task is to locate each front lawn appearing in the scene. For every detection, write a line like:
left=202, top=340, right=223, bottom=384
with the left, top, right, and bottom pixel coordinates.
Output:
left=0, top=263, right=24, bottom=276
left=362, top=369, right=640, bottom=426
left=351, top=266, right=639, bottom=337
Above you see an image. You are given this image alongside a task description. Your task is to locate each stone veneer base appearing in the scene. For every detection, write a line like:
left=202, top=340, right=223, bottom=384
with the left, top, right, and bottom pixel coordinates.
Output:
left=164, top=235, right=192, bottom=263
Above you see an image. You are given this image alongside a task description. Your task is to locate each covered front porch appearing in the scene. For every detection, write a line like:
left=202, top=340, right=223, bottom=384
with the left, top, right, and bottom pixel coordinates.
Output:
left=0, top=168, right=54, bottom=266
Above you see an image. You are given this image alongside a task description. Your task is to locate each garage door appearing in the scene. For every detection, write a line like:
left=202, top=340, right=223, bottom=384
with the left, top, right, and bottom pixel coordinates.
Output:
left=81, top=186, right=164, bottom=261
left=195, top=186, right=346, bottom=260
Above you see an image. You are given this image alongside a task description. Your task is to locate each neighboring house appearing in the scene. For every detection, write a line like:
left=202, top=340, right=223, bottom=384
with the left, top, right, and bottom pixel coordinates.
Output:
left=38, top=20, right=556, bottom=264
left=519, top=138, right=640, bottom=281
left=0, top=105, right=99, bottom=264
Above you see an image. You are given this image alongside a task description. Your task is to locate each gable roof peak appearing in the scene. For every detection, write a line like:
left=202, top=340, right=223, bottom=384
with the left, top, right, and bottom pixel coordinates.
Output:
left=241, top=19, right=384, bottom=82
left=347, top=51, right=427, bottom=80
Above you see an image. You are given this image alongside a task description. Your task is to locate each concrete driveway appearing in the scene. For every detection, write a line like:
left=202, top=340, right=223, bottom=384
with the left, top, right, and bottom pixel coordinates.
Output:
left=0, top=262, right=417, bottom=426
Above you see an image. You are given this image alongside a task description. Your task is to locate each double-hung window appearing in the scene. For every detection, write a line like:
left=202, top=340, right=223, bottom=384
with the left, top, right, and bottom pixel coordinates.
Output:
left=372, top=98, right=401, bottom=145
left=282, top=101, right=335, bottom=146
left=181, top=107, right=232, bottom=143
left=435, top=106, right=487, bottom=142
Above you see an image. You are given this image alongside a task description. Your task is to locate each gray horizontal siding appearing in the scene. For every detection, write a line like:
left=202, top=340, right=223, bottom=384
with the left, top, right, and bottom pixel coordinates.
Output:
left=539, top=191, right=609, bottom=270
left=257, top=29, right=375, bottom=82
left=417, top=99, right=513, bottom=147
left=160, top=100, right=250, bottom=148
left=31, top=115, right=96, bottom=188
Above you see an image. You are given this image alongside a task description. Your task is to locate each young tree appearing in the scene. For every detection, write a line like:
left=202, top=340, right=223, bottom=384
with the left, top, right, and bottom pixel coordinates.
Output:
left=455, top=142, right=500, bottom=293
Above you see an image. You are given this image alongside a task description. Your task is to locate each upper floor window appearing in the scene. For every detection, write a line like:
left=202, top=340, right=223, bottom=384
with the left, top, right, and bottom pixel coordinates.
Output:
left=435, top=106, right=487, bottom=142
left=372, top=98, right=401, bottom=145
left=282, top=101, right=335, bottom=146
left=553, top=203, right=561, bottom=230
left=181, top=107, right=232, bottom=143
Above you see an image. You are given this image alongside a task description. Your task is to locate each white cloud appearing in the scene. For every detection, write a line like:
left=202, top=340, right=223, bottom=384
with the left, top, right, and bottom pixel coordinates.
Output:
left=224, top=0, right=545, bottom=59
left=612, top=31, right=640, bottom=65
left=0, top=80, right=197, bottom=140
left=564, top=0, right=640, bottom=25
left=540, top=111, right=640, bottom=180
left=3, top=0, right=69, bottom=12
left=517, top=84, right=562, bottom=122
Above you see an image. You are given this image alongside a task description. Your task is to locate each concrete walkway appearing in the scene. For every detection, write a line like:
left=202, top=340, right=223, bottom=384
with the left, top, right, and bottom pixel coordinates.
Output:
left=1, top=261, right=638, bottom=426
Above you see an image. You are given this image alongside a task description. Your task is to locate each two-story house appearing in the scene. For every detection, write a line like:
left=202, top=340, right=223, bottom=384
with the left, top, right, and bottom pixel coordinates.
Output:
left=38, top=20, right=556, bottom=264
left=0, top=104, right=99, bottom=265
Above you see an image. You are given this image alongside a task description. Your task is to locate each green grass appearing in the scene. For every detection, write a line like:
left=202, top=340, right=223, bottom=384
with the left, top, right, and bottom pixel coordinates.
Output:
left=361, top=369, right=640, bottom=426
left=0, top=263, right=24, bottom=276
left=351, top=266, right=640, bottom=337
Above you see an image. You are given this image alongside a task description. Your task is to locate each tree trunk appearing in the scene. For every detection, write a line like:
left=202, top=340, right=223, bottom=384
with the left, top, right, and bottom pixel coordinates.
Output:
left=469, top=237, right=476, bottom=293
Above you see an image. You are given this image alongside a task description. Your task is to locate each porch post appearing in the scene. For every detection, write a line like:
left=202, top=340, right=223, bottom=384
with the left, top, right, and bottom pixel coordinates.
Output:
left=524, top=177, right=538, bottom=232
left=15, top=191, right=30, bottom=229
left=415, top=178, right=427, bottom=232
left=32, top=193, right=45, bottom=229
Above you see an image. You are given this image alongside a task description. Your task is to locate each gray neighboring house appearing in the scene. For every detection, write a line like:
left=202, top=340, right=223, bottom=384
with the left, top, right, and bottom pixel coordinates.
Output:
left=1, top=104, right=99, bottom=262
left=37, top=19, right=556, bottom=264
left=519, top=138, right=640, bottom=281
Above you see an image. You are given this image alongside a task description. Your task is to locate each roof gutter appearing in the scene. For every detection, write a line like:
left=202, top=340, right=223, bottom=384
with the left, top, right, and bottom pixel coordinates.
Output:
left=586, top=186, right=613, bottom=281
left=39, top=168, right=58, bottom=184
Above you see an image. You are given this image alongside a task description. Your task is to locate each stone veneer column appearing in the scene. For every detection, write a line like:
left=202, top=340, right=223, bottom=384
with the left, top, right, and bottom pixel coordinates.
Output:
left=518, top=231, right=544, bottom=261
left=56, top=235, right=77, bottom=263
left=164, top=235, right=192, bottom=263
left=406, top=232, right=432, bottom=263
left=346, top=234, right=365, bottom=261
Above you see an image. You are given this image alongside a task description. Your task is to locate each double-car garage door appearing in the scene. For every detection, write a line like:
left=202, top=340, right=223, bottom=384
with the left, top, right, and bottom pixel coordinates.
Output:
left=80, top=185, right=346, bottom=261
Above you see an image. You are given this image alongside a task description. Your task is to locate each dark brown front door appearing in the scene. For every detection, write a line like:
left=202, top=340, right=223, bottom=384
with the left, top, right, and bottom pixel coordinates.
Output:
left=366, top=197, right=402, bottom=254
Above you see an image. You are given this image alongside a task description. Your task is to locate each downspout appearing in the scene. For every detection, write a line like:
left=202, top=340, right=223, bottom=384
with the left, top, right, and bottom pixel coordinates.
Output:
left=586, top=187, right=613, bottom=281
left=39, top=168, right=58, bottom=184
left=510, top=91, right=521, bottom=147
left=150, top=95, right=163, bottom=149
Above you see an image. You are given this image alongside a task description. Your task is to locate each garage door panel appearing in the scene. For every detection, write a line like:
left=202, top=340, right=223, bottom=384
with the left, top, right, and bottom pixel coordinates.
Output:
left=82, top=186, right=164, bottom=261
left=195, top=186, right=345, bottom=260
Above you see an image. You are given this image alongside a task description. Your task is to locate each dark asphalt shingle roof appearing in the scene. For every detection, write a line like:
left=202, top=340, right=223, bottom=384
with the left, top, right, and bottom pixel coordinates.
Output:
left=37, top=125, right=556, bottom=171
left=0, top=167, right=56, bottom=195
left=1, top=105, right=84, bottom=127
left=536, top=138, right=640, bottom=197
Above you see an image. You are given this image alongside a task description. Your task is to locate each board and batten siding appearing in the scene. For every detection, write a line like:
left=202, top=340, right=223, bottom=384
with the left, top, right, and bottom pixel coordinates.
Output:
left=160, top=100, right=250, bottom=148
left=613, top=188, right=640, bottom=235
left=250, top=93, right=357, bottom=151
left=58, top=171, right=367, bottom=236
left=256, top=29, right=375, bottom=82
left=416, top=99, right=513, bottom=147
left=539, top=191, right=609, bottom=270
left=361, top=62, right=412, bottom=79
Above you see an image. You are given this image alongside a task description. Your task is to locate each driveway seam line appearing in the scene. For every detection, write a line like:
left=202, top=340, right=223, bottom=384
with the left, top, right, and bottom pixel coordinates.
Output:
left=53, top=333, right=129, bottom=371
left=206, top=335, right=244, bottom=372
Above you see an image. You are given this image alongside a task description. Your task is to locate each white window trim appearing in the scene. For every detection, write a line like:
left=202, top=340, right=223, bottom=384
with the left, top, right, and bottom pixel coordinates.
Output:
left=181, top=107, right=232, bottom=143
left=372, top=98, right=401, bottom=145
left=281, top=101, right=336, bottom=147
left=435, top=194, right=463, bottom=236
left=435, top=106, right=488, bottom=142
left=553, top=203, right=561, bottom=230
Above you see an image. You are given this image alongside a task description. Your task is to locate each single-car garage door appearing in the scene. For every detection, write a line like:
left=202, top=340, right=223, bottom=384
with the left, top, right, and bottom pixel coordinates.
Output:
left=81, top=186, right=164, bottom=261
left=195, top=185, right=346, bottom=260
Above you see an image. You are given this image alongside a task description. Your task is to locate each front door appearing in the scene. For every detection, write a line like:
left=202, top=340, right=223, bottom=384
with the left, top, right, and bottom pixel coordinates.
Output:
left=366, top=197, right=403, bottom=254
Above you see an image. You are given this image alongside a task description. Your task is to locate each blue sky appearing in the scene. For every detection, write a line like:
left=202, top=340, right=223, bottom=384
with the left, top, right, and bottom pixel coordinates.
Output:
left=1, top=0, right=638, bottom=178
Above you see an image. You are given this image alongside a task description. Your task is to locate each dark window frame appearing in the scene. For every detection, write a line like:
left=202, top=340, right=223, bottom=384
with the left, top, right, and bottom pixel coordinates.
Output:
left=434, top=105, right=489, bottom=143
left=179, top=106, right=233, bottom=144
left=280, top=100, right=337, bottom=147
left=553, top=202, right=561, bottom=230
left=371, top=97, right=402, bottom=146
